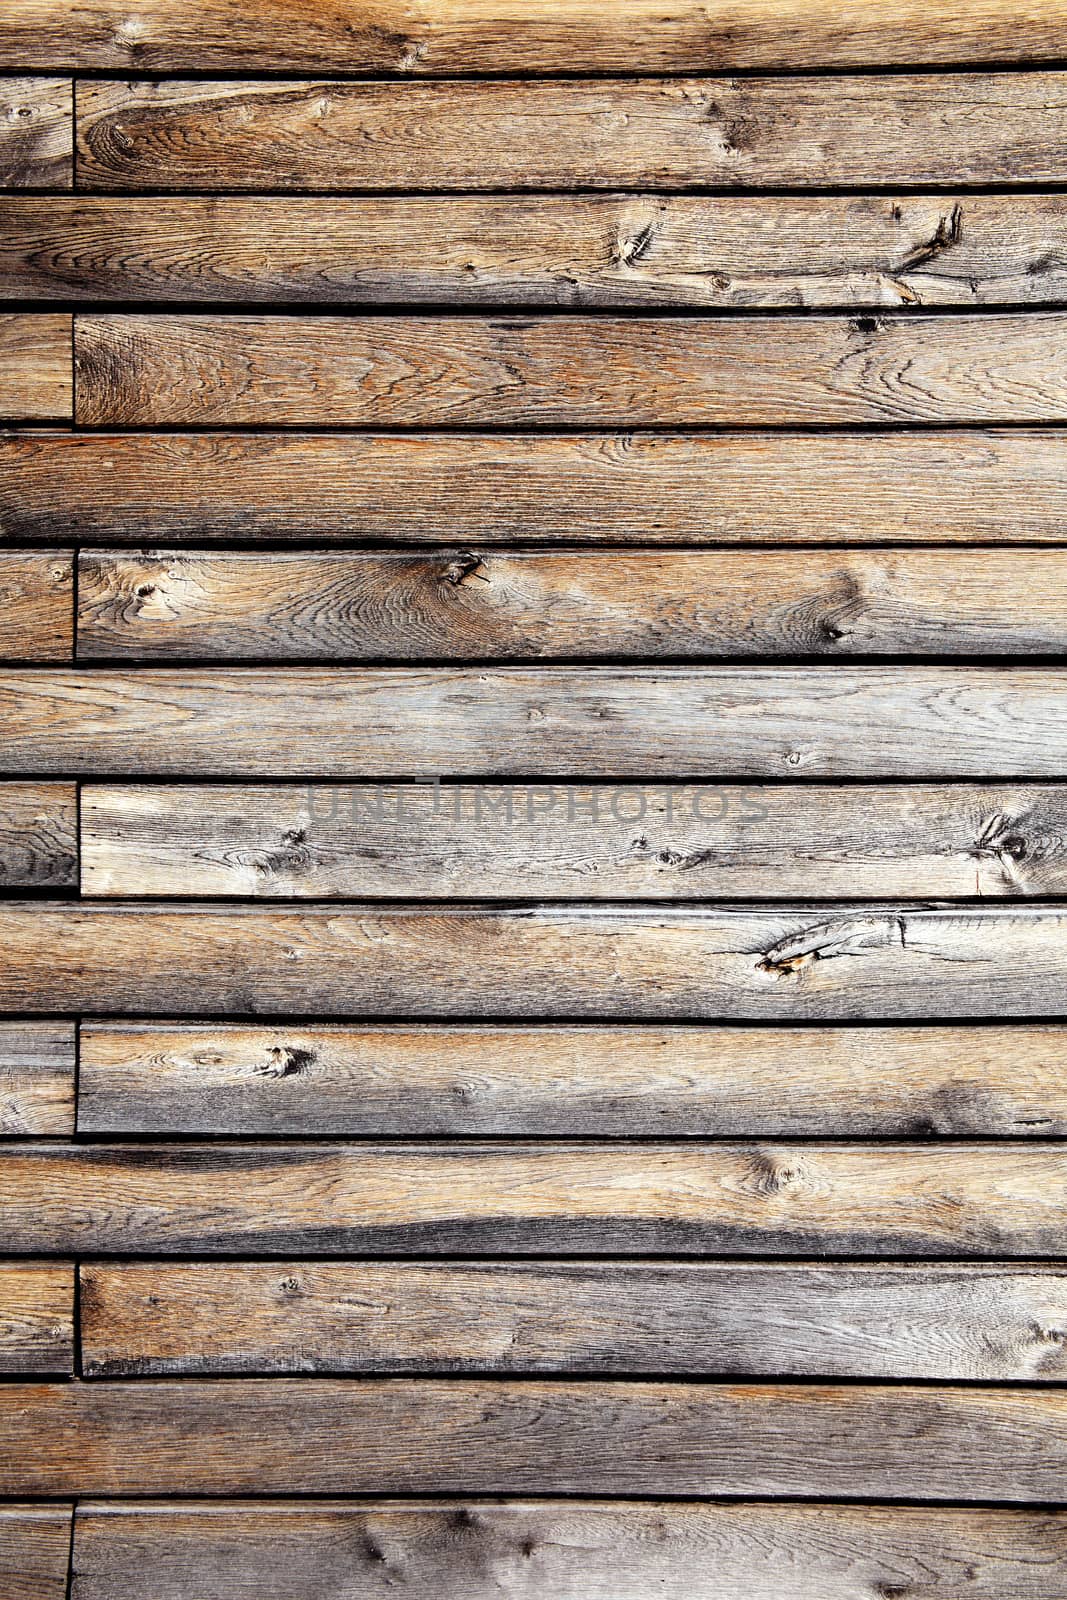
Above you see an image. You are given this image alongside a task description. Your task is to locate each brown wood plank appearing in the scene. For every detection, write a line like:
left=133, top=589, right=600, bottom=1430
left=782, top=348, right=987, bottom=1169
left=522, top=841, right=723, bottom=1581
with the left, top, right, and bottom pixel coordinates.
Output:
left=0, top=551, right=72, bottom=661
left=0, top=1263, right=73, bottom=1375
left=0, top=315, right=70, bottom=422
left=73, top=77, right=1067, bottom=194
left=0, top=1506, right=71, bottom=1600
left=68, top=1500, right=1067, bottom=1600
left=4, top=1142, right=1067, bottom=1255
left=5, top=667, right=1067, bottom=779
left=74, top=312, right=1067, bottom=427
left=75, top=548, right=1067, bottom=662
left=0, top=1021, right=75, bottom=1135
left=77, top=781, right=1067, bottom=899
left=4, top=0, right=1067, bottom=74
left=5, top=430, right=1065, bottom=545
left=7, top=904, right=1067, bottom=1019
left=75, top=1021, right=1067, bottom=1137
left=8, top=194, right=1058, bottom=309
left=0, top=79, right=71, bottom=188
left=4, top=1379, right=1067, bottom=1497
left=78, top=1261, right=1067, bottom=1381
left=1, top=782, right=77, bottom=888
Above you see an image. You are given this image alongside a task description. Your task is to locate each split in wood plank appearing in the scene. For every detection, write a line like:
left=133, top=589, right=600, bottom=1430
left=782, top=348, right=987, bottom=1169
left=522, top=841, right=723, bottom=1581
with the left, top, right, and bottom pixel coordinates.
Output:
left=0, top=1263, right=73, bottom=1375
left=4, top=430, right=1065, bottom=545
left=66, top=1500, right=1067, bottom=1600
left=0, top=781, right=76, bottom=889
left=0, top=79, right=71, bottom=188
left=0, top=1021, right=75, bottom=1134
left=0, top=1505, right=72, bottom=1600
left=77, top=1261, right=1067, bottom=1381
left=0, top=315, right=70, bottom=422
left=4, top=1379, right=1067, bottom=1498
left=75, top=1020, right=1067, bottom=1137
left=0, top=551, right=72, bottom=661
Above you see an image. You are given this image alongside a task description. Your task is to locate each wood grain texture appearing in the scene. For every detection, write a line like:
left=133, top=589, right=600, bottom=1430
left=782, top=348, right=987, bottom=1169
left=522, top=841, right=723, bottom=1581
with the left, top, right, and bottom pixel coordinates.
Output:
left=5, top=1379, right=1067, bottom=1497
left=78, top=1261, right=1067, bottom=1380
left=0, top=552, right=72, bottom=661
left=0, top=1264, right=73, bottom=1375
left=0, top=1506, right=71, bottom=1600
left=75, top=548, right=1067, bottom=662
left=0, top=782, right=77, bottom=888
left=10, top=194, right=1062, bottom=309
left=75, top=1021, right=1067, bottom=1137
left=0, top=79, right=71, bottom=188
left=6, top=429, right=1067, bottom=545
left=77, top=781, right=1067, bottom=899
left=74, top=76, right=1067, bottom=193
left=5, top=667, right=1067, bottom=779
left=7, top=904, right=1067, bottom=1020
left=0, top=315, right=70, bottom=422
left=74, top=312, right=1067, bottom=427
left=67, top=1500, right=1067, bottom=1600
left=0, top=1021, right=75, bottom=1135
left=5, top=1142, right=1067, bottom=1255
left=5, top=0, right=1067, bottom=73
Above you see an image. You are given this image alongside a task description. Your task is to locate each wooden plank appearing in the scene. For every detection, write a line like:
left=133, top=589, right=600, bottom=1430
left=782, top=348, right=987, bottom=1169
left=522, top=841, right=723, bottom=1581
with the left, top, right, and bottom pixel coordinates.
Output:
left=0, top=551, right=72, bottom=661
left=74, top=312, right=1067, bottom=427
left=5, top=667, right=1067, bottom=780
left=0, top=315, right=70, bottom=422
left=78, top=1261, right=1067, bottom=1380
left=10, top=194, right=1063, bottom=309
left=1, top=782, right=77, bottom=888
left=68, top=1500, right=1067, bottom=1600
left=5, top=1141, right=1067, bottom=1254
left=75, top=548, right=1067, bottom=662
left=75, top=1021, right=1067, bottom=1137
left=0, top=1021, right=75, bottom=1135
left=7, top=904, right=1067, bottom=1020
left=5, top=0, right=1067, bottom=74
left=5, top=429, right=1067, bottom=545
left=0, top=1506, right=71, bottom=1600
left=0, top=79, right=71, bottom=188
left=5, top=1379, right=1067, bottom=1497
left=73, top=76, right=1067, bottom=194
left=0, top=1263, right=73, bottom=1374
left=76, top=782, right=1067, bottom=899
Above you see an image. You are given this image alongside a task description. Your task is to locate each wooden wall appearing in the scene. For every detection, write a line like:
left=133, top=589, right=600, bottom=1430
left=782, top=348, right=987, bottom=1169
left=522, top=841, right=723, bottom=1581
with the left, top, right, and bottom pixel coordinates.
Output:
left=2, top=2, right=1067, bottom=1594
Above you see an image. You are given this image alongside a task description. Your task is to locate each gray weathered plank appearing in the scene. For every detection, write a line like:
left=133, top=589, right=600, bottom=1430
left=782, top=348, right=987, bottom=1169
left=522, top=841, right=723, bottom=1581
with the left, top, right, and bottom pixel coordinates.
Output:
left=74, top=312, right=1067, bottom=427
left=0, top=1505, right=71, bottom=1600
left=78, top=1261, right=1067, bottom=1380
left=67, top=1500, right=1067, bottom=1600
left=5, top=667, right=1067, bottom=778
left=0, top=1021, right=75, bottom=1135
left=0, top=79, right=71, bottom=187
left=4, top=1142, right=1067, bottom=1255
left=0, top=315, right=70, bottom=421
left=0, top=552, right=73, bottom=661
left=0, top=1263, right=74, bottom=1375
left=1, top=782, right=77, bottom=888
left=75, top=1021, right=1067, bottom=1137
left=4, top=430, right=1065, bottom=545
left=4, top=1379, right=1067, bottom=1497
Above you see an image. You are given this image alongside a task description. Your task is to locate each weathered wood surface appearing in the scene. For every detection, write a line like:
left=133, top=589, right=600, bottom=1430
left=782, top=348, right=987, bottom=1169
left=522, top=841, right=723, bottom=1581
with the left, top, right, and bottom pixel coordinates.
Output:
left=0, top=782, right=77, bottom=888
left=0, top=1021, right=75, bottom=1135
left=77, top=782, right=1067, bottom=899
left=0, top=315, right=70, bottom=422
left=0, top=552, right=72, bottom=661
left=5, top=1379, right=1067, bottom=1497
left=74, top=312, right=1067, bottom=427
left=74, top=76, right=1067, bottom=193
left=7, top=667, right=1067, bottom=778
left=10, top=194, right=1064, bottom=310
left=0, top=79, right=71, bottom=188
left=0, top=1264, right=74, bottom=1375
left=67, top=1500, right=1067, bottom=1600
left=75, top=1021, right=1067, bottom=1136
left=5, top=0, right=1067, bottom=73
left=74, top=548, right=1067, bottom=663
left=78, top=1261, right=1067, bottom=1380
left=8, top=905, right=1067, bottom=1019
left=5, top=1142, right=1067, bottom=1254
left=0, top=1506, right=71, bottom=1600
left=6, top=429, right=1067, bottom=545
